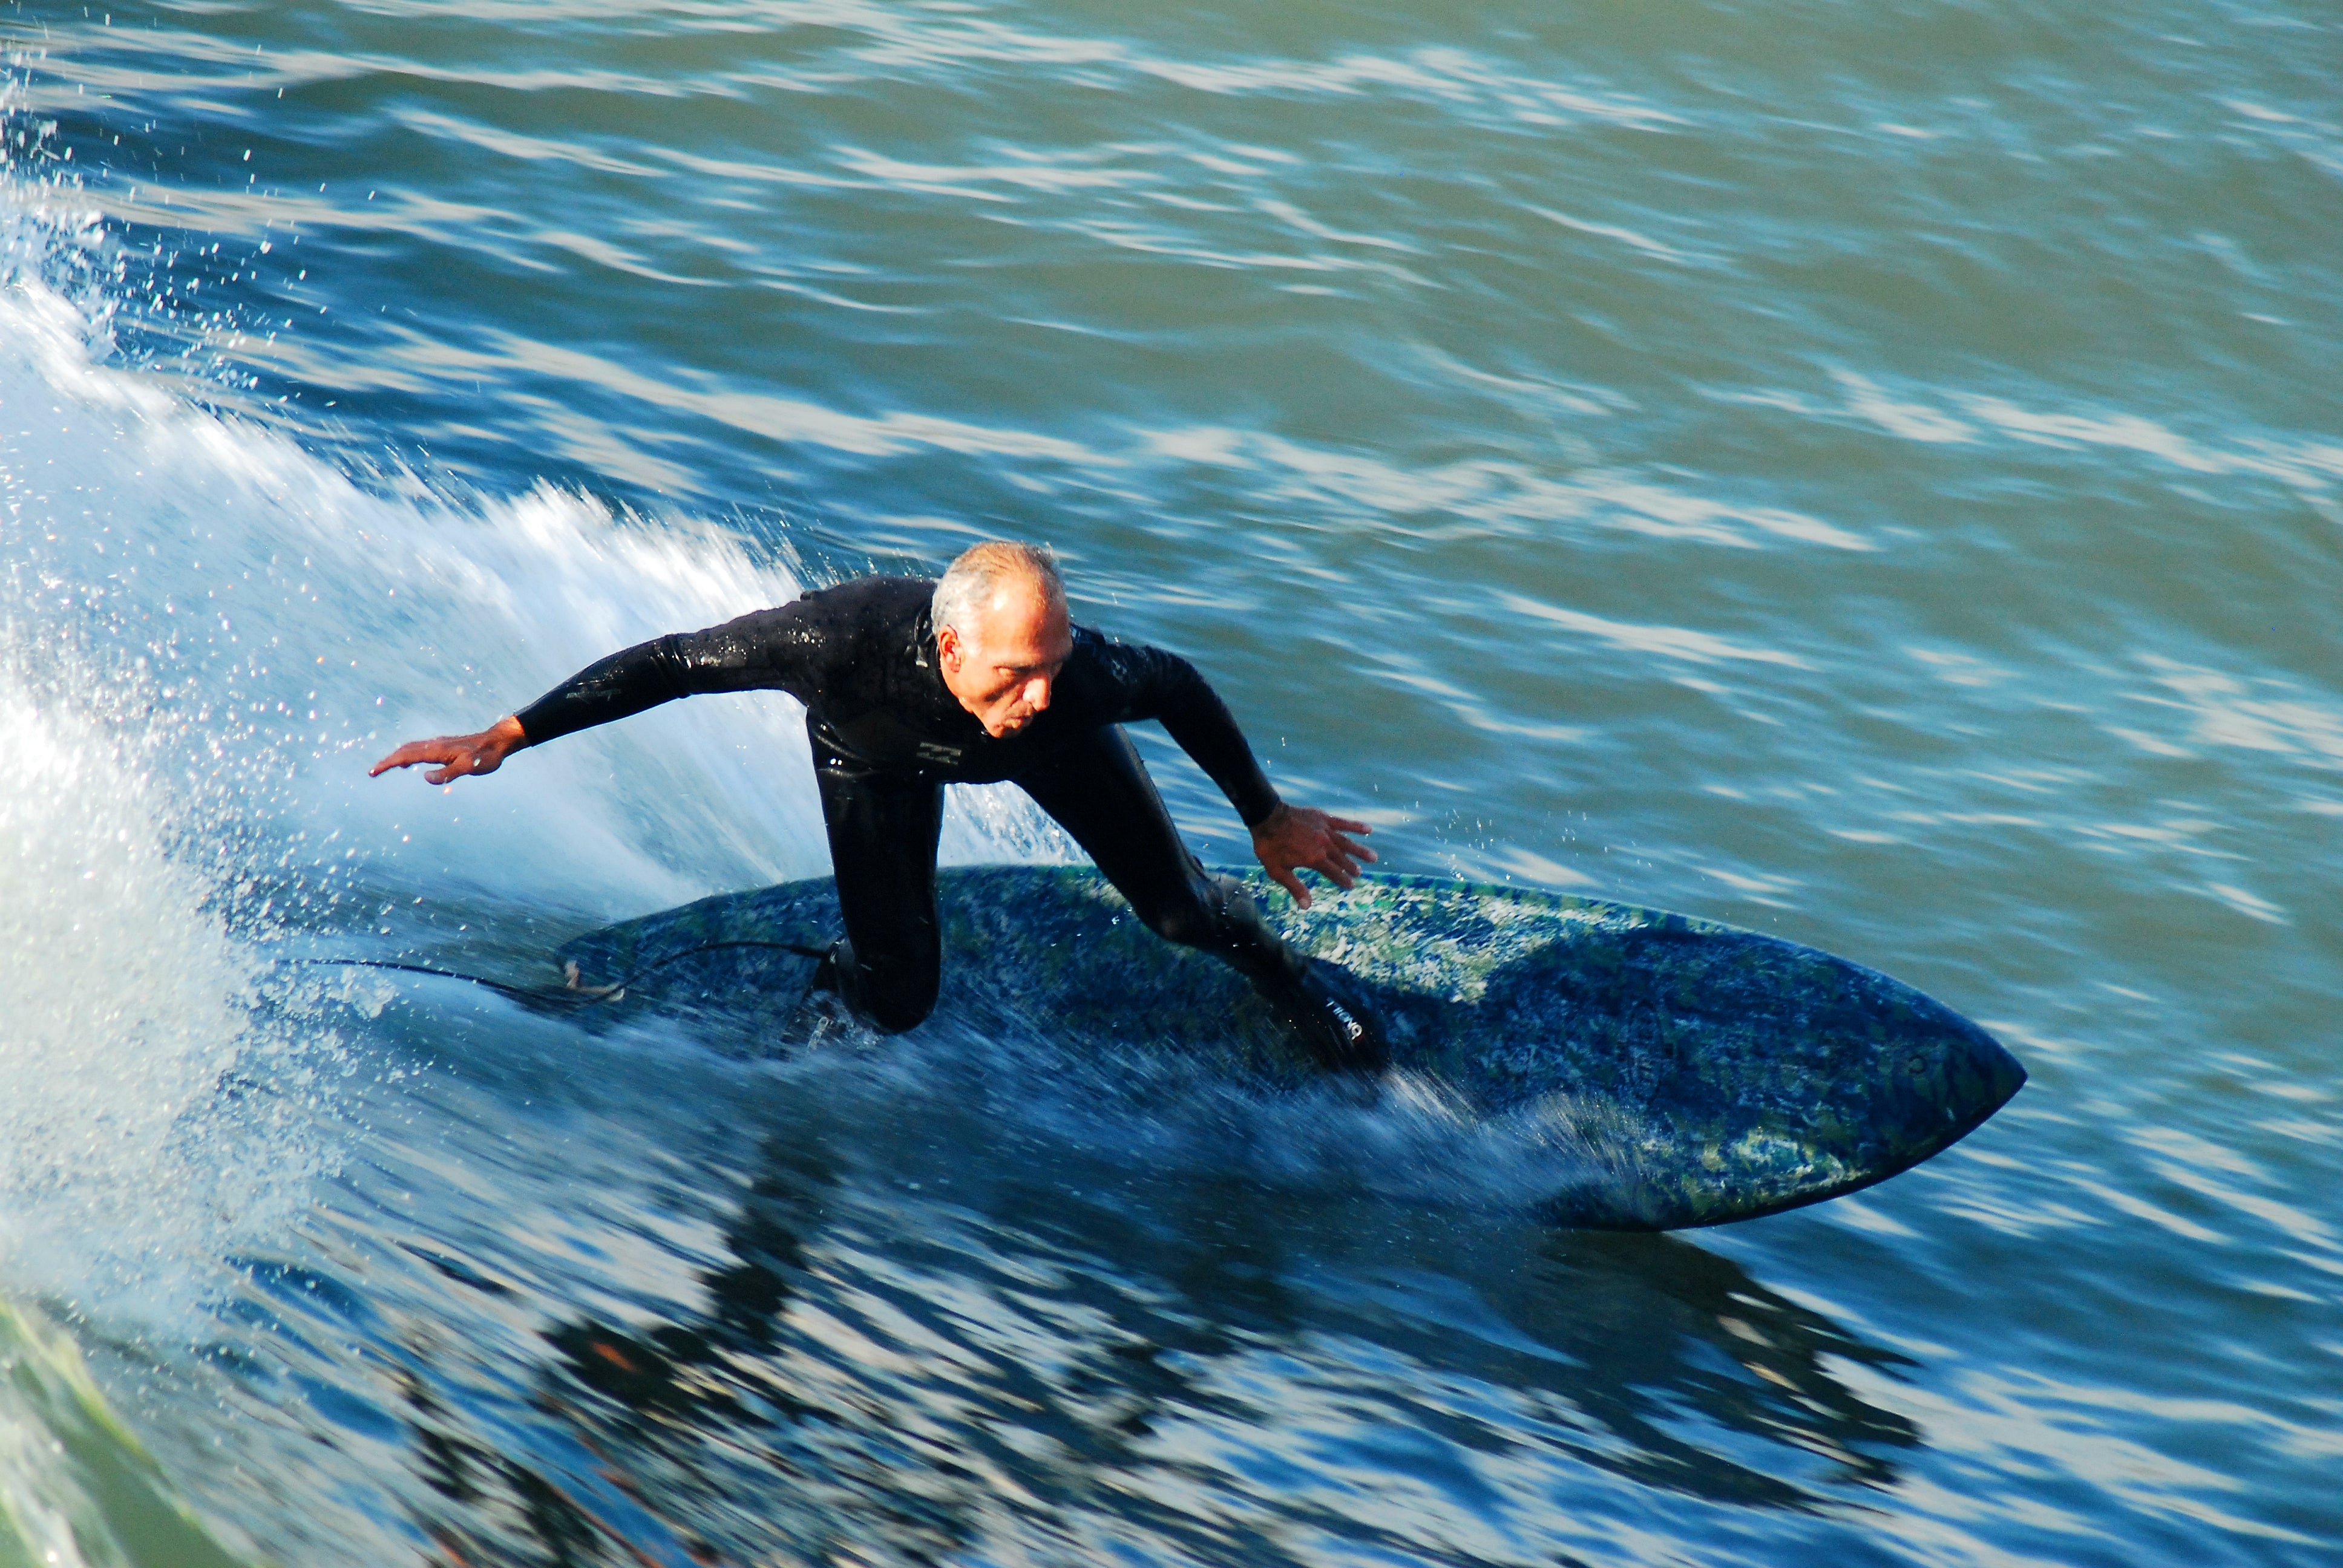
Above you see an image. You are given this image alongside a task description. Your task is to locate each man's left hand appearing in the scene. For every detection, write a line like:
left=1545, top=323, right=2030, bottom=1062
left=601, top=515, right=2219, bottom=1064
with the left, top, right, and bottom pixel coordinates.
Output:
left=1251, top=803, right=1377, bottom=908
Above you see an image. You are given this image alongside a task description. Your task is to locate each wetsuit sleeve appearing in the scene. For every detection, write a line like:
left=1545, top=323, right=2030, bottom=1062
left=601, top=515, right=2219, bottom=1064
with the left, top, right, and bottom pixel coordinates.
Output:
left=511, top=604, right=822, bottom=744
left=1089, top=640, right=1283, bottom=828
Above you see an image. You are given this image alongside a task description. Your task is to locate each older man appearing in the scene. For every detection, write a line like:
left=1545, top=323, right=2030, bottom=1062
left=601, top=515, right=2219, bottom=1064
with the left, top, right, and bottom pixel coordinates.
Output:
left=372, top=540, right=1386, bottom=1070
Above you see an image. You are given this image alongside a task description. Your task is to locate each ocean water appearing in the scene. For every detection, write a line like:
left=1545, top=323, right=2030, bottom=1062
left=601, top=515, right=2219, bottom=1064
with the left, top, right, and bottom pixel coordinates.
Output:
left=1, top=0, right=2338, bottom=1561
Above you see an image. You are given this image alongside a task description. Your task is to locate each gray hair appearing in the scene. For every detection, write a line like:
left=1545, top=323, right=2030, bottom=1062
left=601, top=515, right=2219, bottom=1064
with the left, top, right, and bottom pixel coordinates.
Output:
left=931, top=540, right=1064, bottom=637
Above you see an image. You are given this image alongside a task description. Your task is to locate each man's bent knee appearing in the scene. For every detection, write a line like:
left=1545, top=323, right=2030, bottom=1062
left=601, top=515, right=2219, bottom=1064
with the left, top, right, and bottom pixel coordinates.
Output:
left=1144, top=896, right=1219, bottom=950
left=859, top=959, right=939, bottom=1032
left=827, top=941, right=940, bottom=1033
left=864, top=991, right=936, bottom=1034
left=1141, top=874, right=1282, bottom=963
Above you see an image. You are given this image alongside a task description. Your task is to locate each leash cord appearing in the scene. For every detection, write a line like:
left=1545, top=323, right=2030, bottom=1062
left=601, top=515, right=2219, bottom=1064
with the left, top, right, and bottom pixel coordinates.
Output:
left=297, top=938, right=831, bottom=1007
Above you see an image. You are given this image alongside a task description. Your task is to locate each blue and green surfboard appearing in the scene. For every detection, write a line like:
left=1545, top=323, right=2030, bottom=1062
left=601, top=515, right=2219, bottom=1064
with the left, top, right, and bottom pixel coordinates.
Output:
left=554, top=867, right=2026, bottom=1231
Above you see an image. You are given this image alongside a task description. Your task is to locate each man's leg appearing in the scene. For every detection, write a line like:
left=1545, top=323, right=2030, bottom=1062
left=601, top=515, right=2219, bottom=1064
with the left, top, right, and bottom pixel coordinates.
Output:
left=1014, top=726, right=1286, bottom=979
left=814, top=762, right=946, bottom=1033
left=1014, top=727, right=1384, bottom=1070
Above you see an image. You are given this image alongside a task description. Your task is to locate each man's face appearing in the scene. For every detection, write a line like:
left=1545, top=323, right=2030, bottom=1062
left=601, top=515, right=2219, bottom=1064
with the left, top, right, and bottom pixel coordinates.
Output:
left=937, top=581, right=1073, bottom=738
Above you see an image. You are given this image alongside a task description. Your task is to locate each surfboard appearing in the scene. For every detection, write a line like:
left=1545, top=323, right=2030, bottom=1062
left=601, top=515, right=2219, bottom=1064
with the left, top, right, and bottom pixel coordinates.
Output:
left=552, top=866, right=2025, bottom=1231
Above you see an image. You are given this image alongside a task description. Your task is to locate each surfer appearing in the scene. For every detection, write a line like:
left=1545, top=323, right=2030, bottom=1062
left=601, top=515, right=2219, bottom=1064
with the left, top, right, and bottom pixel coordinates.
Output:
left=371, top=541, right=1388, bottom=1070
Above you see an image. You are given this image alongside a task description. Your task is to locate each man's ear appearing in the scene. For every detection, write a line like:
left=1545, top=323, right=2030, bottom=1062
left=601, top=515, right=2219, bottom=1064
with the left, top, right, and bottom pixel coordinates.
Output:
left=936, top=624, right=961, bottom=671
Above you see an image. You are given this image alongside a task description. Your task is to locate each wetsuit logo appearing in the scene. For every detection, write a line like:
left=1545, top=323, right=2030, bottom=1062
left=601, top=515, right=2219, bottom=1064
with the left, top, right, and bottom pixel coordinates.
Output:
left=915, top=740, right=965, bottom=766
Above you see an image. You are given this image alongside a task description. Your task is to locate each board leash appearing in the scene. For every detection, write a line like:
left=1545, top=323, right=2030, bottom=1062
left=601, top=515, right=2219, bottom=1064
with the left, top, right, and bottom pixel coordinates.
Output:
left=297, top=938, right=833, bottom=1007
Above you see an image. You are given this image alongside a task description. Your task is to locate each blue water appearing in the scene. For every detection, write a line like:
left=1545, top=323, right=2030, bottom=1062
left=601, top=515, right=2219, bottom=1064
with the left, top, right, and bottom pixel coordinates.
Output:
left=1, top=0, right=2339, bottom=1562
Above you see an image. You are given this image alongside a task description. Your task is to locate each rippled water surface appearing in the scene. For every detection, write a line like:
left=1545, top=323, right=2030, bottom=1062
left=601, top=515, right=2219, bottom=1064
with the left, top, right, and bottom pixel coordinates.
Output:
left=2, top=0, right=2339, bottom=1562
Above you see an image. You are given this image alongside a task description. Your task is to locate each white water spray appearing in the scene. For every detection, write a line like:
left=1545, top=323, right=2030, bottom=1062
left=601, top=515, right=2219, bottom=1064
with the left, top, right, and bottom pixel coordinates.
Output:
left=0, top=650, right=323, bottom=1318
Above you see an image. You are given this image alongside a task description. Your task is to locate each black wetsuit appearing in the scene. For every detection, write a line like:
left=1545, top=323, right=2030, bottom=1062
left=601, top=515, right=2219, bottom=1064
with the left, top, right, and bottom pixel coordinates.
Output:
left=514, top=575, right=1308, bottom=1033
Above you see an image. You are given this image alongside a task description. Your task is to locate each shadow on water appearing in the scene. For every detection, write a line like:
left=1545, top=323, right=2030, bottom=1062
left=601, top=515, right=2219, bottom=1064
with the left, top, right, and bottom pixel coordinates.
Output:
left=388, top=1136, right=985, bottom=1567
left=376, top=1119, right=1923, bottom=1567
left=1502, top=1228, right=1921, bottom=1501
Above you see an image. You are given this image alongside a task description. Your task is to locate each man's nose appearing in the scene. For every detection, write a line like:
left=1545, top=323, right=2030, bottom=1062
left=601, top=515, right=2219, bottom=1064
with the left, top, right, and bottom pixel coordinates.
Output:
left=1024, top=673, right=1052, bottom=711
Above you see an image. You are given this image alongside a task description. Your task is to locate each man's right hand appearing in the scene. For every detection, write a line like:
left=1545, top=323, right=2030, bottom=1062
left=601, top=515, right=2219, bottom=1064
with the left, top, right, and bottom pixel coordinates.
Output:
left=370, top=715, right=528, bottom=785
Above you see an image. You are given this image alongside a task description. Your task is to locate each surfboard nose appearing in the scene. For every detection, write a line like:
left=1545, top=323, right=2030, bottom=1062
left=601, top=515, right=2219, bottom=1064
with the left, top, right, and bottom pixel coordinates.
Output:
left=1856, top=1002, right=2027, bottom=1197
left=1951, top=1019, right=2028, bottom=1132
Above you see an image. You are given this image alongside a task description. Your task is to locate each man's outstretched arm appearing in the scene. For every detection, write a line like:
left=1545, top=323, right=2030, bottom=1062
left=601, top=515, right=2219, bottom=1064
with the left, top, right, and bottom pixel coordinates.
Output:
left=371, top=604, right=816, bottom=785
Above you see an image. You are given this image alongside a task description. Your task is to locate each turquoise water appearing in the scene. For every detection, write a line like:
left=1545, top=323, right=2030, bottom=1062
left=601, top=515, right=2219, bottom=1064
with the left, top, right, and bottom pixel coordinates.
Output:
left=1, top=0, right=2338, bottom=1561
